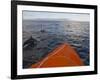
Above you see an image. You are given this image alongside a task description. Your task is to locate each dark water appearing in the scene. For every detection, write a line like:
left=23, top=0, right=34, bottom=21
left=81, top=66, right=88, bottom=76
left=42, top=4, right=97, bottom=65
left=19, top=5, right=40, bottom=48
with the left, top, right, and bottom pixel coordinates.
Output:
left=23, top=20, right=90, bottom=68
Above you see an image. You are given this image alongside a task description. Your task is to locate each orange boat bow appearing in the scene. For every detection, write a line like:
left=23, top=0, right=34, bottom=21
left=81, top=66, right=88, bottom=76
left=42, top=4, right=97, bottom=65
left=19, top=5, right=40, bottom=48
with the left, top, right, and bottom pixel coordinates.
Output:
left=31, top=43, right=84, bottom=68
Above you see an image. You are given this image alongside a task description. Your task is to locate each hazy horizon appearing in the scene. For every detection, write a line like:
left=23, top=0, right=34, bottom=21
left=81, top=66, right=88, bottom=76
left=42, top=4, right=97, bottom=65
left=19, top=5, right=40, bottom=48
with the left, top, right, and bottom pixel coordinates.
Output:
left=23, top=11, right=90, bottom=22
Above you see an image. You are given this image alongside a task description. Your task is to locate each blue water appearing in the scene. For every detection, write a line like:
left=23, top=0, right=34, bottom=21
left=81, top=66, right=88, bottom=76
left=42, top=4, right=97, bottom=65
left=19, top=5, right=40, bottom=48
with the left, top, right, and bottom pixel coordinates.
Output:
left=23, top=20, right=90, bottom=68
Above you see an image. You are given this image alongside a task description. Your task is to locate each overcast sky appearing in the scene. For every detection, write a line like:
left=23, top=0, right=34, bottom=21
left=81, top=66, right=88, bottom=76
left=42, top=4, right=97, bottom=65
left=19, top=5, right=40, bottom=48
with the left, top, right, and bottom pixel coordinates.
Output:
left=23, top=11, right=90, bottom=21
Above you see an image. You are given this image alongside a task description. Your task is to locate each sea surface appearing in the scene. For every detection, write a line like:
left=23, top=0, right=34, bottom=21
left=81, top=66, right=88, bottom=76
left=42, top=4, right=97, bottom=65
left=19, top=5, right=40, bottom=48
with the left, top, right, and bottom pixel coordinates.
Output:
left=23, top=20, right=90, bottom=68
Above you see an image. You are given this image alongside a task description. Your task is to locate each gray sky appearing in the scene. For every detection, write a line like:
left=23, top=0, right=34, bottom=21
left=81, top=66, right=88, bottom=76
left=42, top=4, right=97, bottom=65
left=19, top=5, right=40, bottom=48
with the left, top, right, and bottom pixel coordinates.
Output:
left=23, top=11, right=90, bottom=21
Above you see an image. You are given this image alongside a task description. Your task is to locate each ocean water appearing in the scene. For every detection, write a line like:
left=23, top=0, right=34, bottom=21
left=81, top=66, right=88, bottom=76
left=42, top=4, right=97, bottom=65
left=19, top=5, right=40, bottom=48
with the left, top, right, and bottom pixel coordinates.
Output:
left=23, top=20, right=90, bottom=68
